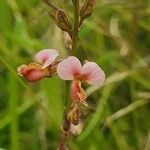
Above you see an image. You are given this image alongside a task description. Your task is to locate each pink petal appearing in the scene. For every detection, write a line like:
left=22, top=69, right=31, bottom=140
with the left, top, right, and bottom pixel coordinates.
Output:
left=70, top=80, right=87, bottom=102
left=34, top=49, right=59, bottom=69
left=57, top=56, right=82, bottom=80
left=81, top=62, right=105, bottom=85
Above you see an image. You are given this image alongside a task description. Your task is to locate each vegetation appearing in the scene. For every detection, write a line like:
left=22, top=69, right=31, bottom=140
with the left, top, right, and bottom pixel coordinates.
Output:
left=0, top=0, right=150, bottom=149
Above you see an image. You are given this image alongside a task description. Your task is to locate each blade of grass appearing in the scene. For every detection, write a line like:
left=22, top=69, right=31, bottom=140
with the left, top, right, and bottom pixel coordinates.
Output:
left=40, top=77, right=64, bottom=128
left=103, top=98, right=150, bottom=127
left=77, top=84, right=114, bottom=141
left=8, top=67, right=20, bottom=150
left=110, top=123, right=131, bottom=150
left=145, top=131, right=150, bottom=150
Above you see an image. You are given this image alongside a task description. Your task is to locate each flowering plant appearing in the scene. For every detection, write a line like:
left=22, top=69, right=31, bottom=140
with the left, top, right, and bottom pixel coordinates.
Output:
left=17, top=0, right=105, bottom=149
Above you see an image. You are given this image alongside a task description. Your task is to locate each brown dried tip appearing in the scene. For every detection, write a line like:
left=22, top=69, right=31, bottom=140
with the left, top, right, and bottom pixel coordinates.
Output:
left=80, top=0, right=96, bottom=20
left=55, top=9, right=72, bottom=33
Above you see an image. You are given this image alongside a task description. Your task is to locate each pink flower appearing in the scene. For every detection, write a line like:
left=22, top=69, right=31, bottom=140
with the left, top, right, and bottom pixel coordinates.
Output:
left=57, top=56, right=105, bottom=102
left=57, top=56, right=105, bottom=85
left=34, top=49, right=59, bottom=69
left=18, top=49, right=59, bottom=82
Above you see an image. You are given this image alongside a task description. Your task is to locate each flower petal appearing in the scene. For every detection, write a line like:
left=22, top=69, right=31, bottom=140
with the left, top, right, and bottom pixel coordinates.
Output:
left=81, top=62, right=105, bottom=85
left=34, top=49, right=59, bottom=69
left=57, top=56, right=82, bottom=80
left=70, top=121, right=84, bottom=135
left=70, top=80, right=87, bottom=102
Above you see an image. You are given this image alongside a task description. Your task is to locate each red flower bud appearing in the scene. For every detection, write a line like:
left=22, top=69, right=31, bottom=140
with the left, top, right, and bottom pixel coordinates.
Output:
left=17, top=63, right=47, bottom=82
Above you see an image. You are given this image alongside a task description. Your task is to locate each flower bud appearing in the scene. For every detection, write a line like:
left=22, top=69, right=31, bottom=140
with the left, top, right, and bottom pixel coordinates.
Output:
left=64, top=32, right=72, bottom=50
left=62, top=118, right=70, bottom=132
left=55, top=9, right=72, bottom=33
left=17, top=63, right=48, bottom=82
left=80, top=0, right=96, bottom=20
left=67, top=104, right=80, bottom=125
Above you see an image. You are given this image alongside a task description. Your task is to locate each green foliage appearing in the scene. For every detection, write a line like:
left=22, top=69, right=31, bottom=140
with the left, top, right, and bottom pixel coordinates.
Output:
left=0, top=0, right=149, bottom=149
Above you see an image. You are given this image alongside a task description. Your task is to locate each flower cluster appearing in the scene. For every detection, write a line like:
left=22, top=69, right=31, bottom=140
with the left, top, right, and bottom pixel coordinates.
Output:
left=18, top=49, right=105, bottom=102
left=17, top=48, right=105, bottom=145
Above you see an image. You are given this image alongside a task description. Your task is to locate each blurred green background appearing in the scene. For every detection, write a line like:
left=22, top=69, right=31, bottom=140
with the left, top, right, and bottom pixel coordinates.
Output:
left=0, top=0, right=150, bottom=149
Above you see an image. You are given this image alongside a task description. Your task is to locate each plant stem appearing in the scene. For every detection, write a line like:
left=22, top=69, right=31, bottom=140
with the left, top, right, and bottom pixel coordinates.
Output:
left=63, top=1, right=80, bottom=107
left=72, top=0, right=80, bottom=54
left=64, top=81, right=70, bottom=110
